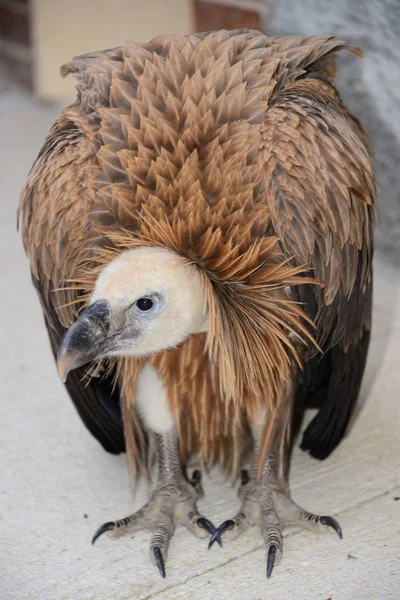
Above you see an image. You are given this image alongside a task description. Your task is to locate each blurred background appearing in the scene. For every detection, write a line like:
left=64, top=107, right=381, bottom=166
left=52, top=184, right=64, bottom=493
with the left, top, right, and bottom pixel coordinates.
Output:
left=0, top=0, right=399, bottom=259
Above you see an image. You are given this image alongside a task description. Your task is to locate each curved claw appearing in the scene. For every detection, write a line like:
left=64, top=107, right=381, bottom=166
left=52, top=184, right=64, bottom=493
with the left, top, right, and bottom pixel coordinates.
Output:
left=320, top=516, right=343, bottom=539
left=266, top=544, right=276, bottom=578
left=153, top=546, right=166, bottom=578
left=208, top=519, right=235, bottom=549
left=190, top=469, right=202, bottom=486
left=240, top=469, right=250, bottom=486
left=92, top=521, right=115, bottom=545
left=197, top=517, right=222, bottom=547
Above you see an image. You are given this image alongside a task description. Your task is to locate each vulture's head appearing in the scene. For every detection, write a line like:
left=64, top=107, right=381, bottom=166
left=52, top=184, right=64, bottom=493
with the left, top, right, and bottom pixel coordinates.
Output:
left=57, top=247, right=208, bottom=381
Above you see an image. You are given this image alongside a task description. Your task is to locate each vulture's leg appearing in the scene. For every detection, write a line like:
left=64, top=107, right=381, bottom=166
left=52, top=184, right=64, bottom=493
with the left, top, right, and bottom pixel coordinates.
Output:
left=210, top=388, right=342, bottom=577
left=92, top=365, right=219, bottom=578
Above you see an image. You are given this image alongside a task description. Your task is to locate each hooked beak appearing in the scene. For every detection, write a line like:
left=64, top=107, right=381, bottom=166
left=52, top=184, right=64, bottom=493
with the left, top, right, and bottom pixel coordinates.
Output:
left=57, top=300, right=111, bottom=382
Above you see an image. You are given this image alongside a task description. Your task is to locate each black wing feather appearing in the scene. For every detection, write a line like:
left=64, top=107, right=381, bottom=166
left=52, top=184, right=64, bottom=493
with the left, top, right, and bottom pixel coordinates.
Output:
left=300, top=329, right=370, bottom=459
left=293, top=261, right=372, bottom=459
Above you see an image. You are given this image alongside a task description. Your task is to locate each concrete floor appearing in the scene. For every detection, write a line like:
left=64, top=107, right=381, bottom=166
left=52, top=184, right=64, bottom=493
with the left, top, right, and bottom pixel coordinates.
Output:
left=1, top=80, right=399, bottom=600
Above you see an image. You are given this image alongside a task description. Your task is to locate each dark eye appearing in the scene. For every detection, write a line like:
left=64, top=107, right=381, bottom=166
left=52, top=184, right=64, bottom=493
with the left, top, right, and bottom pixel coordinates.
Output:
left=136, top=297, right=154, bottom=311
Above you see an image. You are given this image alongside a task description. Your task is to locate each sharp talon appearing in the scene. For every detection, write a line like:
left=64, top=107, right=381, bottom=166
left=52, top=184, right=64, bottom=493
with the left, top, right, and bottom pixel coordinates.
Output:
left=208, top=519, right=235, bottom=549
left=267, top=544, right=276, bottom=578
left=153, top=546, right=166, bottom=578
left=91, top=521, right=115, bottom=545
left=197, top=517, right=222, bottom=547
left=320, top=516, right=343, bottom=539
left=190, top=470, right=202, bottom=486
left=240, top=469, right=250, bottom=486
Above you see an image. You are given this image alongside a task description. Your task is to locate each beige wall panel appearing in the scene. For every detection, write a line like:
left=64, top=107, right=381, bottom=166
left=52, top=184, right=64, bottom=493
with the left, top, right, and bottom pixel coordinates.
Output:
left=33, top=0, right=193, bottom=102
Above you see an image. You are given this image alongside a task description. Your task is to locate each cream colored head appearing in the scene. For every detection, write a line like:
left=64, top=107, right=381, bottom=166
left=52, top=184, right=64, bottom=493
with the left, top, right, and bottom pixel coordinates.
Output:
left=57, top=247, right=208, bottom=380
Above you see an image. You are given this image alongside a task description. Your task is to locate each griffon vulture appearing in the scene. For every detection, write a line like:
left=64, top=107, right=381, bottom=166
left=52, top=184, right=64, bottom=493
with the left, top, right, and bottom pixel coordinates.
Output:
left=19, top=29, right=375, bottom=578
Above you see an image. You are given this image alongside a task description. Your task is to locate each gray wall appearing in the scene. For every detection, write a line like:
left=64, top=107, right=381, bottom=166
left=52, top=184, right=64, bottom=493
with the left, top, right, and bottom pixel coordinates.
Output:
left=265, top=0, right=400, bottom=262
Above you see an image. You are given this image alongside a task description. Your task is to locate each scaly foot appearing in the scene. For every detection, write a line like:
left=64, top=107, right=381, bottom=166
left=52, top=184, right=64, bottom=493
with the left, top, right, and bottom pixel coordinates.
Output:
left=210, top=469, right=341, bottom=577
left=93, top=470, right=220, bottom=578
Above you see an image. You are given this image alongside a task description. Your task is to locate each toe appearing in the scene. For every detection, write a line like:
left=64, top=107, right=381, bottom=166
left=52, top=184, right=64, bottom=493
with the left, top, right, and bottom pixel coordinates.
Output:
left=274, top=491, right=342, bottom=539
left=177, top=505, right=220, bottom=542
